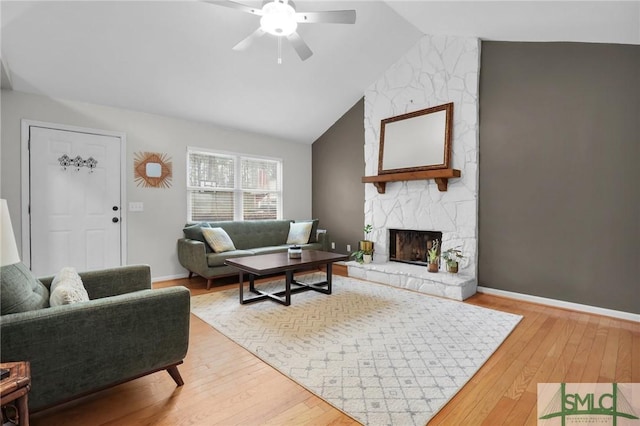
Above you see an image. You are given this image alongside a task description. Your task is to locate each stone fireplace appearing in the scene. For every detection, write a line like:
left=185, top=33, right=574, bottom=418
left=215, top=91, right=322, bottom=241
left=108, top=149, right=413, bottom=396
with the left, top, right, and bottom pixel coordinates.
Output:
left=388, top=229, right=442, bottom=266
left=347, top=34, right=480, bottom=301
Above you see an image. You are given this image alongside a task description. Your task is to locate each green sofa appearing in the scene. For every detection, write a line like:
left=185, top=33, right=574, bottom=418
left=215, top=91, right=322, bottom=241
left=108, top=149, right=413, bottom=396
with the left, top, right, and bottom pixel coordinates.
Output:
left=177, top=219, right=328, bottom=289
left=0, top=264, right=190, bottom=412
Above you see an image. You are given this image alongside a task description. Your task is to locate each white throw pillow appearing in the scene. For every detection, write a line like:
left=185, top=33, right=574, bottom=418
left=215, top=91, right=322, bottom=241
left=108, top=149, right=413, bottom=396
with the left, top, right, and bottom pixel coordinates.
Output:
left=49, top=267, right=89, bottom=307
left=286, top=222, right=313, bottom=245
left=202, top=227, right=236, bottom=253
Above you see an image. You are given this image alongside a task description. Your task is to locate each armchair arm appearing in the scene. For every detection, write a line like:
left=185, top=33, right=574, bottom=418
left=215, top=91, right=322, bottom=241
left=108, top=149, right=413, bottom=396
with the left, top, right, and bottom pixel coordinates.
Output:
left=317, top=230, right=329, bottom=252
left=38, top=264, right=152, bottom=300
left=0, top=286, right=190, bottom=411
left=177, top=238, right=209, bottom=276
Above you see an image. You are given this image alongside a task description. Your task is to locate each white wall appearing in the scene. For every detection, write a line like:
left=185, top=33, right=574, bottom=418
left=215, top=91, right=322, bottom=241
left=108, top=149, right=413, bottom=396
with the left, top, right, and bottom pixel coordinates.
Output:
left=1, top=90, right=312, bottom=280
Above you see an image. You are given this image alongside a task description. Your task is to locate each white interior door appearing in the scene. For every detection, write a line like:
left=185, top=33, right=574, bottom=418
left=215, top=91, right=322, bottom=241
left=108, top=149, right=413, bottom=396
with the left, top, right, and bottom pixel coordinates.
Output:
left=29, top=126, right=123, bottom=276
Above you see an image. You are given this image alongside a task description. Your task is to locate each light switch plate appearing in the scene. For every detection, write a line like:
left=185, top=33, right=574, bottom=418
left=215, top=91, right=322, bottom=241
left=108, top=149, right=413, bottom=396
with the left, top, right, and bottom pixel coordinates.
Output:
left=129, top=202, right=144, bottom=212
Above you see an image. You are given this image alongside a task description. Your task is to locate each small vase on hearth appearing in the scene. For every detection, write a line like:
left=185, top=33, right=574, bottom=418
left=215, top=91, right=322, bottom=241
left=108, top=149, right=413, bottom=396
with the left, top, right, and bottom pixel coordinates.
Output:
left=428, top=262, right=438, bottom=273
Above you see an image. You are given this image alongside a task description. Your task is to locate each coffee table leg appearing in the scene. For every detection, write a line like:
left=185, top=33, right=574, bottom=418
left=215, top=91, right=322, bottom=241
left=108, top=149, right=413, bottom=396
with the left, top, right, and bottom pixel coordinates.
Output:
left=285, top=270, right=293, bottom=306
left=238, top=271, right=244, bottom=304
left=326, top=263, right=333, bottom=294
left=249, top=274, right=256, bottom=293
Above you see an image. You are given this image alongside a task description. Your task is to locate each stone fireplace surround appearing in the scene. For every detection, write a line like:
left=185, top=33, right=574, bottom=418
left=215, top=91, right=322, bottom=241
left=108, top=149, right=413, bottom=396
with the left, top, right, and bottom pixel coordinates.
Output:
left=347, top=34, right=480, bottom=301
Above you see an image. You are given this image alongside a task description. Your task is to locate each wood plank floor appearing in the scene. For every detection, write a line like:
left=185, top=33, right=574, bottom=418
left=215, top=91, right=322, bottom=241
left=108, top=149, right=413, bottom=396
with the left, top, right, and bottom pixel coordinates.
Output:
left=31, top=270, right=639, bottom=425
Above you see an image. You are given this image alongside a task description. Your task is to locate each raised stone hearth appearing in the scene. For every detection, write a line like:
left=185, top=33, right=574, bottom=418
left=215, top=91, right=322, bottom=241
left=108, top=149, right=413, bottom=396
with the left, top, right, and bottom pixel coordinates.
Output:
left=347, top=261, right=476, bottom=301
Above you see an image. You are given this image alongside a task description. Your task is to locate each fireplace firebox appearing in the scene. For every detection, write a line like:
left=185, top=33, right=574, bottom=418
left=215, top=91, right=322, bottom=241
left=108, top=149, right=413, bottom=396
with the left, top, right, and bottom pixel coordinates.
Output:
left=388, top=229, right=443, bottom=267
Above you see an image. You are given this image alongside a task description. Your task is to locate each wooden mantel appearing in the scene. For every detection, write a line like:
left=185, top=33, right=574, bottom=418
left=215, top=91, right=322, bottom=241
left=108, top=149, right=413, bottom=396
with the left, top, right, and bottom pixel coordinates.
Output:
left=362, top=169, right=461, bottom=193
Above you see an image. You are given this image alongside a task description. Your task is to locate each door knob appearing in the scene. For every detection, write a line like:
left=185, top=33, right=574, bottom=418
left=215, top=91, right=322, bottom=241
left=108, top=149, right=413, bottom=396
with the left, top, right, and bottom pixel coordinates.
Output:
left=112, top=217, right=119, bottom=223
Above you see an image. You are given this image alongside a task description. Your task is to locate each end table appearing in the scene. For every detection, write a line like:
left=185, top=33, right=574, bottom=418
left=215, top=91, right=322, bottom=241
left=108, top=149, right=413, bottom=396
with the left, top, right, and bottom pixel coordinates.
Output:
left=0, top=362, right=31, bottom=426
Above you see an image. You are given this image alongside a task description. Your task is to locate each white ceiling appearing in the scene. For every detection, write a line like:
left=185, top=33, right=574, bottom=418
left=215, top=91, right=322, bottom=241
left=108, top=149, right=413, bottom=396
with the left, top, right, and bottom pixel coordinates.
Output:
left=2, top=1, right=638, bottom=144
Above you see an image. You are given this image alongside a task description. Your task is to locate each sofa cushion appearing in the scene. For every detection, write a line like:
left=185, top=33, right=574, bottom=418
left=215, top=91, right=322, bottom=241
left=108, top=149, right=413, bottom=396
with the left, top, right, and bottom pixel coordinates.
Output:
left=0, top=262, right=50, bottom=315
left=286, top=222, right=313, bottom=245
left=296, top=219, right=319, bottom=243
left=202, top=227, right=236, bottom=253
left=250, top=243, right=322, bottom=256
left=249, top=245, right=291, bottom=255
left=303, top=242, right=324, bottom=251
left=206, top=220, right=292, bottom=249
left=49, top=267, right=89, bottom=306
left=206, top=250, right=254, bottom=267
left=183, top=223, right=213, bottom=253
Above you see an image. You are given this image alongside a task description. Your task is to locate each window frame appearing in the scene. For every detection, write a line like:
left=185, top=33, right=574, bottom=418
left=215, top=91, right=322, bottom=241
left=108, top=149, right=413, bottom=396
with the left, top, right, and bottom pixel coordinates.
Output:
left=186, top=147, right=283, bottom=222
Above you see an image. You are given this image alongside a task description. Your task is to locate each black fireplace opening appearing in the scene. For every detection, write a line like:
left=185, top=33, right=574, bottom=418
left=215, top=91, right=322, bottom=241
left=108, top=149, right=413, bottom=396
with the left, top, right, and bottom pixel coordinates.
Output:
left=388, top=229, right=443, bottom=267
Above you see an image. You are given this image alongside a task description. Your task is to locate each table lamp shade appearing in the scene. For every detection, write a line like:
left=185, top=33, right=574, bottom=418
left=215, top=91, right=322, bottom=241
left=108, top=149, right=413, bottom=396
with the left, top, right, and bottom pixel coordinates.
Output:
left=1, top=199, right=21, bottom=266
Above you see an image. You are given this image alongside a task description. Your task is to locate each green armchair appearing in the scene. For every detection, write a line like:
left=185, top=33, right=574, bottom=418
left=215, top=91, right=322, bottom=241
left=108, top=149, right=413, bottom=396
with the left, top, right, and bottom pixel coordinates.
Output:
left=0, top=264, right=190, bottom=412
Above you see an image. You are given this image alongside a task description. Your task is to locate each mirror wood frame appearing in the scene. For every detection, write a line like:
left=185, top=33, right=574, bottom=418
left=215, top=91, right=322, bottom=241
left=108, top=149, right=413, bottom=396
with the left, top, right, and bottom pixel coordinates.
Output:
left=378, top=102, right=453, bottom=174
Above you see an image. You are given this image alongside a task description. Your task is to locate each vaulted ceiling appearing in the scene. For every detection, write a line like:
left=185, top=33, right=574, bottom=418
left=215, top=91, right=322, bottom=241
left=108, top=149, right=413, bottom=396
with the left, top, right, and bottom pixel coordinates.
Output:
left=2, top=1, right=638, bottom=144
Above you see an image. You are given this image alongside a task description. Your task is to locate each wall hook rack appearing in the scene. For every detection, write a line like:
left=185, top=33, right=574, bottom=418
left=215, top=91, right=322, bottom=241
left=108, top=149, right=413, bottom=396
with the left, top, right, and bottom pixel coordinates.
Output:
left=58, top=154, right=98, bottom=173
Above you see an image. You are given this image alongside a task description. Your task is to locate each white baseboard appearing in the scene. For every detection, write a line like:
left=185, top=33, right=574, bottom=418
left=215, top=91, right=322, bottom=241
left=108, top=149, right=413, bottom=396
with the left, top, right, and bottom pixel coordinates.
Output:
left=152, top=272, right=189, bottom=283
left=476, top=286, right=639, bottom=323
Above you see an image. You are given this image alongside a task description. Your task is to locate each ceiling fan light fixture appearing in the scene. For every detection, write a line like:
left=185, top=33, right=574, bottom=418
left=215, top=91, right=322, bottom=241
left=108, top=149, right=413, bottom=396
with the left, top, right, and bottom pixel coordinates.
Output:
left=260, top=1, right=297, bottom=36
left=213, top=0, right=355, bottom=62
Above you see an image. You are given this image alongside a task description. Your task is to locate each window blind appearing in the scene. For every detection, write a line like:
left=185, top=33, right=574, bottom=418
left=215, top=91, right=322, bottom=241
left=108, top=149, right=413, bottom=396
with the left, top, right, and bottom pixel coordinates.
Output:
left=187, top=149, right=282, bottom=222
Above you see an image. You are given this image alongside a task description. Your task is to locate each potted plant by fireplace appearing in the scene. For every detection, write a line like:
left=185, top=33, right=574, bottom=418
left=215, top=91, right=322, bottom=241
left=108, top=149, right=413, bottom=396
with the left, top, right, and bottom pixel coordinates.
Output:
left=441, top=247, right=464, bottom=273
left=427, top=240, right=440, bottom=273
left=351, top=248, right=373, bottom=264
left=358, top=224, right=374, bottom=254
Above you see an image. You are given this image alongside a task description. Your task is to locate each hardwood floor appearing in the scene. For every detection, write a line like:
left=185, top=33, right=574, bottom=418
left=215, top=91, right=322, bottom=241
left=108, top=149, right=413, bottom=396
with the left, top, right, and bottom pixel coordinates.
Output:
left=31, top=270, right=639, bottom=426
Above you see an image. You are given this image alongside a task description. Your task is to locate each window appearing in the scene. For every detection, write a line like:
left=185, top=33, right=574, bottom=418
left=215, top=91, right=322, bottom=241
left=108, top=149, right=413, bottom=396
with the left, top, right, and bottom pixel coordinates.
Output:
left=187, top=148, right=282, bottom=222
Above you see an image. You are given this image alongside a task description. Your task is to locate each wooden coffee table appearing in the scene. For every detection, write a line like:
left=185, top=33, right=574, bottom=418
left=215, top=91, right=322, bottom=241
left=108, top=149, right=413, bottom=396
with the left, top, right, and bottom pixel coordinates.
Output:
left=225, top=250, right=349, bottom=306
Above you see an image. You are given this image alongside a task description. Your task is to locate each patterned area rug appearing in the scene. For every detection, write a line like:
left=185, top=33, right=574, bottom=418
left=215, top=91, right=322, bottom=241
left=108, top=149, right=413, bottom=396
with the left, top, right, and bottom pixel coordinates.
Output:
left=191, top=274, right=521, bottom=425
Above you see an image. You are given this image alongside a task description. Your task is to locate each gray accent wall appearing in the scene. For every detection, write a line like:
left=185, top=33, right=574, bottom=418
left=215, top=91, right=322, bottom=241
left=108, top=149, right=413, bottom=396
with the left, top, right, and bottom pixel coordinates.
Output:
left=312, top=99, right=365, bottom=255
left=479, top=42, right=639, bottom=313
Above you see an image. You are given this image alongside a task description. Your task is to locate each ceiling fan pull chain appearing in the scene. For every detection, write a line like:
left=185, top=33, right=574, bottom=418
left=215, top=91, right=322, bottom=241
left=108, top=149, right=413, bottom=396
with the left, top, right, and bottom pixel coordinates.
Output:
left=278, top=36, right=283, bottom=64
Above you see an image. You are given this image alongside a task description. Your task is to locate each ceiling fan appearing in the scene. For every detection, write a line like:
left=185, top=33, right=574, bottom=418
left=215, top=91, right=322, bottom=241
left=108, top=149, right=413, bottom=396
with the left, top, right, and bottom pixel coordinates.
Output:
left=207, top=0, right=356, bottom=63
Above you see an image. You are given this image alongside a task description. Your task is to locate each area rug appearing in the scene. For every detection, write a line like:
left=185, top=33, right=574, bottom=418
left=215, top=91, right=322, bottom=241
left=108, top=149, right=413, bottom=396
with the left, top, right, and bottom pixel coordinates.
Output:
left=191, top=274, right=522, bottom=425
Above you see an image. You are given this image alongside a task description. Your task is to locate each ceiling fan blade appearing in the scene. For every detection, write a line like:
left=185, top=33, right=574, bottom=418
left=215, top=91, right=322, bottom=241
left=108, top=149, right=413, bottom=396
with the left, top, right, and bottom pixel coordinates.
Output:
left=287, top=31, right=313, bottom=61
left=233, top=28, right=266, bottom=51
left=295, top=10, right=356, bottom=24
left=203, top=0, right=262, bottom=16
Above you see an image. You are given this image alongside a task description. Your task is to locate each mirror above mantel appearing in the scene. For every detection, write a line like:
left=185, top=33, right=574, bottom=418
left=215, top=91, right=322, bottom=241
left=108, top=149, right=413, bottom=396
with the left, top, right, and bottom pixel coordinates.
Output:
left=362, top=102, right=461, bottom=193
left=379, top=102, right=453, bottom=173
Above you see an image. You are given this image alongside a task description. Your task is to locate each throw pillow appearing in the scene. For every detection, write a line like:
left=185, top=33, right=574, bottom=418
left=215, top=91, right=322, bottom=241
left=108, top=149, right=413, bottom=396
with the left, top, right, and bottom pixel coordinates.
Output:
left=0, top=262, right=50, bottom=315
left=296, top=219, right=319, bottom=243
left=183, top=223, right=213, bottom=253
left=202, top=227, right=236, bottom=253
left=49, top=267, right=89, bottom=307
left=286, top=222, right=313, bottom=245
